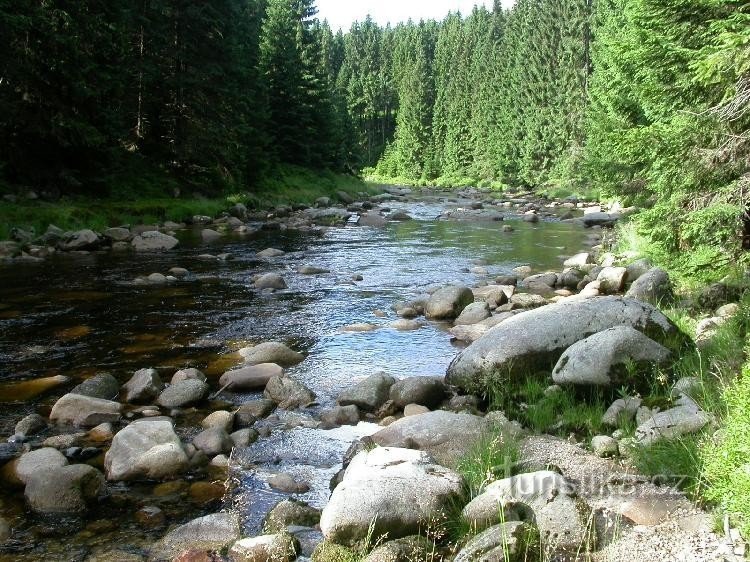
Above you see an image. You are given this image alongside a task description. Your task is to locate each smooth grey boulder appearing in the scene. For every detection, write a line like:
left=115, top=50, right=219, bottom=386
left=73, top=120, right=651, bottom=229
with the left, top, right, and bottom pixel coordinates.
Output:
left=171, top=367, right=207, bottom=384
left=121, top=368, right=164, bottom=403
left=10, top=448, right=68, bottom=486
left=523, top=272, right=558, bottom=288
left=263, top=499, right=321, bottom=533
left=239, top=342, right=304, bottom=367
left=446, top=297, right=680, bottom=394
left=264, top=376, right=316, bottom=409
left=229, top=534, right=299, bottom=562
left=337, top=373, right=396, bottom=412
left=463, top=471, right=589, bottom=551
left=602, top=397, right=643, bottom=427
left=105, top=420, right=189, bottom=481
left=257, top=247, right=285, bottom=258
left=151, top=512, right=241, bottom=560
left=193, top=428, right=233, bottom=457
left=156, top=379, right=208, bottom=408
left=298, top=265, right=330, bottom=275
left=24, top=464, right=106, bottom=514
left=131, top=231, right=179, bottom=251
left=563, top=253, right=593, bottom=268
left=552, top=326, right=671, bottom=387
left=582, top=212, right=620, bottom=228
left=558, top=268, right=585, bottom=290
left=319, top=447, right=463, bottom=545
left=425, top=285, right=474, bottom=320
left=202, top=410, right=234, bottom=432
left=236, top=399, right=277, bottom=424
left=597, top=267, right=628, bottom=294
left=59, top=229, right=99, bottom=251
left=71, top=373, right=120, bottom=400
left=372, top=410, right=490, bottom=466
left=625, top=259, right=653, bottom=284
left=453, top=522, right=536, bottom=562
left=634, top=407, right=713, bottom=446
left=50, top=393, right=123, bottom=428
left=201, top=228, right=222, bottom=242
left=320, top=405, right=360, bottom=427
left=255, top=273, right=287, bottom=290
left=509, top=293, right=547, bottom=309
left=625, top=268, right=673, bottom=305
left=103, top=227, right=131, bottom=242
left=389, top=377, right=446, bottom=409
left=454, top=302, right=492, bottom=326
left=220, top=363, right=283, bottom=391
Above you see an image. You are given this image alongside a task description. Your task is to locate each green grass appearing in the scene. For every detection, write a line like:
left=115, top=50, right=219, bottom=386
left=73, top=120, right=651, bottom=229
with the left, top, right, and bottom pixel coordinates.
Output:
left=456, top=433, right=521, bottom=498
left=632, top=433, right=707, bottom=497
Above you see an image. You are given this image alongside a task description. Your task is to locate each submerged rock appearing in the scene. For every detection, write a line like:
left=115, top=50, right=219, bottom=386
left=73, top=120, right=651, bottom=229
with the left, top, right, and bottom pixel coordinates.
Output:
left=255, top=273, right=287, bottom=290
left=151, top=512, right=241, bottom=560
left=25, top=464, right=106, bottom=514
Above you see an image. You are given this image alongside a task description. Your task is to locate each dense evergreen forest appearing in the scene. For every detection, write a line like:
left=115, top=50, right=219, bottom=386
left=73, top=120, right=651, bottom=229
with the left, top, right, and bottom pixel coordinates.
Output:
left=1, top=0, right=749, bottom=270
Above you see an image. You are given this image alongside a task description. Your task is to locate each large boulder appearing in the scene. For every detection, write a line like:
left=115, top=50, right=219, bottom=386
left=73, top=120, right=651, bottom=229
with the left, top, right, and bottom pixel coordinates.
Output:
left=425, top=286, right=474, bottom=320
left=463, top=471, right=590, bottom=552
left=239, top=342, right=304, bottom=367
left=319, top=447, right=463, bottom=545
left=454, top=302, right=492, bottom=326
left=131, top=231, right=179, bottom=251
left=59, top=229, right=100, bottom=251
left=372, top=411, right=490, bottom=466
left=71, top=373, right=120, bottom=400
left=193, top=428, right=233, bottom=457
left=597, top=267, right=628, bottom=294
left=156, top=379, right=209, bottom=408
left=389, top=377, right=446, bottom=409
left=121, top=368, right=164, bottom=403
left=105, top=420, right=189, bottom=481
left=264, top=376, right=316, bottom=409
left=625, top=268, right=673, bottom=305
left=50, top=393, right=123, bottom=428
left=220, top=363, right=283, bottom=391
left=255, top=273, right=287, bottom=290
left=337, top=373, right=396, bottom=412
left=263, top=499, right=321, bottom=533
left=6, top=448, right=68, bottom=486
left=551, top=327, right=671, bottom=387
left=151, top=512, right=241, bottom=560
left=446, top=297, right=681, bottom=394
left=24, top=465, right=106, bottom=514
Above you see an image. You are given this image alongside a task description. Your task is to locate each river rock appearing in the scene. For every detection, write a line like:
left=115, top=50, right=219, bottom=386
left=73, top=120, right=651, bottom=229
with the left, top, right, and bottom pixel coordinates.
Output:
left=151, top=512, right=241, bottom=560
left=14, top=413, right=47, bottom=438
left=563, top=253, right=593, bottom=268
left=298, top=265, right=330, bottom=275
left=319, top=447, right=463, bottom=545
left=389, top=377, right=446, bottom=409
left=509, top=293, right=548, bottom=309
left=71, top=373, right=120, bottom=400
left=425, top=285, right=474, bottom=320
left=59, top=229, right=100, bottom=251
left=156, top=379, right=209, bottom=408
left=454, top=302, right=491, bottom=326
left=634, top=407, right=713, bottom=446
left=172, top=368, right=207, bottom=384
left=201, top=229, right=222, bottom=242
left=269, top=473, right=310, bottom=494
left=625, top=259, right=653, bottom=283
left=239, top=342, right=304, bottom=367
left=220, top=363, right=283, bottom=391
left=463, top=471, right=589, bottom=550
left=523, top=272, right=557, bottom=288
left=602, top=397, right=643, bottom=427
left=236, top=399, right=277, bottom=424
left=103, top=227, right=132, bottom=242
left=264, top=376, right=316, bottom=409
left=264, top=499, right=321, bottom=532
left=372, top=410, right=490, bottom=466
left=359, top=213, right=388, bottom=227
left=255, top=273, right=287, bottom=290
left=597, top=267, right=628, bottom=294
left=321, top=405, right=360, bottom=427
left=257, top=248, right=285, bottom=258
left=582, top=212, right=620, bottom=228
left=625, top=268, right=673, bottom=305
left=50, top=393, right=123, bottom=428
left=229, top=534, right=299, bottom=562
left=453, top=522, right=536, bottom=562
left=105, top=420, right=189, bottom=481
left=122, top=368, right=164, bottom=403
left=202, top=411, right=234, bottom=432
left=132, top=231, right=179, bottom=251
left=231, top=428, right=258, bottom=448
left=337, top=373, right=396, bottom=412
left=193, top=428, right=233, bottom=457
left=0, top=517, right=9, bottom=542
left=8, top=448, right=68, bottom=486
left=24, top=464, right=106, bottom=514
left=558, top=268, right=586, bottom=290
left=473, top=285, right=513, bottom=307
left=552, top=326, right=672, bottom=387
left=447, top=296, right=680, bottom=394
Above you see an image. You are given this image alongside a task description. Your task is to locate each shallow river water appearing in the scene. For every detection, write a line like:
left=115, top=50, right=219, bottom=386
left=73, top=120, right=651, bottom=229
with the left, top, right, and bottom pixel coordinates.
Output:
left=0, top=194, right=591, bottom=560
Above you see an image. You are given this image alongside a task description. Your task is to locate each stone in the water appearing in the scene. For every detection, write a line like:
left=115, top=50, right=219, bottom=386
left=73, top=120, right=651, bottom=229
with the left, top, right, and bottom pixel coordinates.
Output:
left=552, top=326, right=671, bottom=387
left=597, top=267, right=628, bottom=294
left=202, top=411, right=234, bottom=432
left=150, top=512, right=241, bottom=560
left=425, top=285, right=474, bottom=320
left=264, top=375, right=316, bottom=409
left=0, top=517, right=9, bottom=542
left=269, top=473, right=310, bottom=494
left=24, top=464, right=106, bottom=514
left=372, top=410, right=490, bottom=467
left=193, top=428, right=233, bottom=457
left=447, top=296, right=680, bottom=394
left=389, top=319, right=422, bottom=331
left=59, top=229, right=100, bottom=251
left=156, top=379, right=209, bottom=408
left=172, top=367, right=207, bottom=385
left=341, top=322, right=378, bottom=332
left=298, top=265, right=330, bottom=275
left=105, top=420, right=189, bottom=481
left=230, top=428, right=258, bottom=447
left=320, top=405, right=360, bottom=427
left=337, top=373, right=395, bottom=412
left=264, top=499, right=321, bottom=533
left=121, top=368, right=164, bottom=403
left=50, top=393, right=123, bottom=428
left=71, top=373, right=120, bottom=400
left=229, top=534, right=300, bottom=562
left=201, top=228, right=222, bottom=242
left=255, top=273, right=287, bottom=290
left=220, top=363, right=283, bottom=392
left=239, top=342, right=304, bottom=367
left=564, top=253, right=593, bottom=268
left=509, top=293, right=547, bottom=308
left=257, top=248, right=285, bottom=258
left=14, top=413, right=47, bottom=437
left=236, top=399, right=277, bottom=424
left=454, top=301, right=492, bottom=326
left=389, top=377, right=446, bottom=409
left=319, top=447, right=463, bottom=545
left=131, top=231, right=179, bottom=251
left=6, top=447, right=68, bottom=487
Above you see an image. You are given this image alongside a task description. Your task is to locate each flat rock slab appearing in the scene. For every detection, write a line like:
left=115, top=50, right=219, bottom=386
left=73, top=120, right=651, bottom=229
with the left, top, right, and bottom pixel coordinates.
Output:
left=446, top=296, right=680, bottom=394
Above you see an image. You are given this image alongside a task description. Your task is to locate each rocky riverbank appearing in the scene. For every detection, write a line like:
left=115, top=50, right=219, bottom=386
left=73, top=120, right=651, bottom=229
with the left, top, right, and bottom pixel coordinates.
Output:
left=0, top=187, right=744, bottom=561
